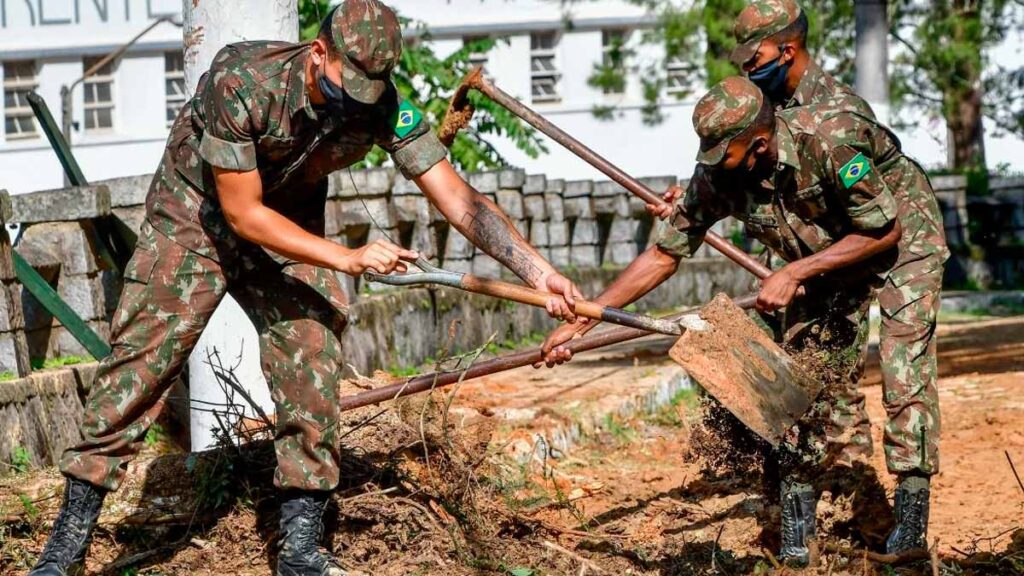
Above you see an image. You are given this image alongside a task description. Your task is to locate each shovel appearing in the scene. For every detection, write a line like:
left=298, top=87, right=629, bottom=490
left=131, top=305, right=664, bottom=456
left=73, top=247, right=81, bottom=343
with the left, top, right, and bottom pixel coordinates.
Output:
left=365, top=260, right=822, bottom=445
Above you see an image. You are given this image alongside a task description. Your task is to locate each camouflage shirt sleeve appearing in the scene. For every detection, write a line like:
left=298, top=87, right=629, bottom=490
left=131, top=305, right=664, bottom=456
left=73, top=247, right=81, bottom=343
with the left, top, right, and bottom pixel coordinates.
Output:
left=812, top=114, right=899, bottom=231
left=655, top=167, right=731, bottom=258
left=373, top=89, right=447, bottom=179
left=198, top=67, right=259, bottom=172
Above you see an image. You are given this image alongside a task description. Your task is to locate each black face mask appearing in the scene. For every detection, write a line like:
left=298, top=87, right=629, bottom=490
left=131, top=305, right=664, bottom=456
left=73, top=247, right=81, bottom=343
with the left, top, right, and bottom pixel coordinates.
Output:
left=314, top=59, right=381, bottom=120
left=747, top=46, right=792, bottom=101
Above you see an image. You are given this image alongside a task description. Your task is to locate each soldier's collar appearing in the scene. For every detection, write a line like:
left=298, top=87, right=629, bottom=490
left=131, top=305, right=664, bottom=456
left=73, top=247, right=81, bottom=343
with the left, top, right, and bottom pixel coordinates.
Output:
left=788, top=59, right=825, bottom=108
left=775, top=121, right=801, bottom=170
left=289, top=45, right=319, bottom=121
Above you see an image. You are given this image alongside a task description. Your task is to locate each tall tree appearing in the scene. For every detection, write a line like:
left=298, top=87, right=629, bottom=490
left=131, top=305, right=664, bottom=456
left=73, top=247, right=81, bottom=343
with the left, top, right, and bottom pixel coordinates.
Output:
left=574, top=0, right=1021, bottom=172
left=298, top=0, right=546, bottom=171
left=890, top=0, right=1021, bottom=171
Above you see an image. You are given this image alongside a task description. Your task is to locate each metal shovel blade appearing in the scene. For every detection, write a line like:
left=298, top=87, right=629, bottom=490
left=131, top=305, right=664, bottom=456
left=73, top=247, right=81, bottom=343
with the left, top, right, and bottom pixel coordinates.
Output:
left=668, top=294, right=823, bottom=446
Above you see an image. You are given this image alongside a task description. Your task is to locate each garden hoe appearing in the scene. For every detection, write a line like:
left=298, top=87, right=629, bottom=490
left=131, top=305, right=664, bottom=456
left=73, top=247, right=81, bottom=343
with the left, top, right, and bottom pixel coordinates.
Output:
left=362, top=258, right=822, bottom=446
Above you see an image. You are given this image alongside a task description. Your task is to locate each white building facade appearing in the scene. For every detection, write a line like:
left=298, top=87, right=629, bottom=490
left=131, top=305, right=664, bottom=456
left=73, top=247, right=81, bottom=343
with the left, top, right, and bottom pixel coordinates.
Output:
left=1, top=0, right=1022, bottom=195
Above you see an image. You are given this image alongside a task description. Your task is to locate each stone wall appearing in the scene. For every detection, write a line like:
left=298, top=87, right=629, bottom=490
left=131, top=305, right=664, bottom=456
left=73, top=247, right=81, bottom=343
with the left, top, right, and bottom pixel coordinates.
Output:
left=6, top=168, right=1024, bottom=374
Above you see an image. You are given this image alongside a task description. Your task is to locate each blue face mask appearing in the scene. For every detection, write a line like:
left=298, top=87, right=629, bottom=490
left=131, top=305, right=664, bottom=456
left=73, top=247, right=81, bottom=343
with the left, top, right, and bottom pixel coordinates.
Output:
left=747, top=46, right=792, bottom=99
left=316, top=60, right=348, bottom=117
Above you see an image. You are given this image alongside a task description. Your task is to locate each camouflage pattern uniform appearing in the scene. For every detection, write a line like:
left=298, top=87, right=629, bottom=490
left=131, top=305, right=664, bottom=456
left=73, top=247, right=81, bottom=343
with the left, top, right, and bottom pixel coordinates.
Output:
left=60, top=3, right=447, bottom=492
left=731, top=0, right=876, bottom=117
left=657, top=77, right=949, bottom=477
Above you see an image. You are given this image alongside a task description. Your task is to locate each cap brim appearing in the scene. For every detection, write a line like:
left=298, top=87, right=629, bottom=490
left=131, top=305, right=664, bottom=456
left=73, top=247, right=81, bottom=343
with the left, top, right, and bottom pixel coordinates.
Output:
left=341, top=55, right=388, bottom=104
left=696, top=138, right=730, bottom=166
left=730, top=40, right=761, bottom=67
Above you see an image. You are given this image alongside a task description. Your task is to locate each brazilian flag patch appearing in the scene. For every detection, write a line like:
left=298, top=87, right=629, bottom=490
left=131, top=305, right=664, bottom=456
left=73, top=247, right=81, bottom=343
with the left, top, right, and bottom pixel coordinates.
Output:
left=393, top=100, right=423, bottom=139
left=839, top=152, right=871, bottom=188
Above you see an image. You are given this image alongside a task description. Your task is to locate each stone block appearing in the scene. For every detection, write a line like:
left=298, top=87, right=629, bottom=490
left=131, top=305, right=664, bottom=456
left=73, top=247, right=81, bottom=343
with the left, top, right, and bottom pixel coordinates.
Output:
left=57, top=274, right=104, bottom=321
left=547, top=221, right=570, bottom=247
left=571, top=219, right=600, bottom=245
left=0, top=289, right=9, bottom=333
left=444, top=258, right=473, bottom=274
left=563, top=197, right=595, bottom=219
left=468, top=171, right=499, bottom=193
left=564, top=180, right=593, bottom=198
left=472, top=253, right=503, bottom=278
left=639, top=175, right=678, bottom=194
left=545, top=179, right=565, bottom=194
left=390, top=173, right=421, bottom=196
left=324, top=201, right=344, bottom=236
left=549, top=246, right=570, bottom=268
left=529, top=221, right=550, bottom=247
left=593, top=181, right=627, bottom=197
left=53, top=321, right=107, bottom=359
left=97, top=174, right=151, bottom=207
left=593, top=194, right=629, bottom=217
left=498, top=169, right=526, bottom=190
left=523, top=195, right=548, bottom=220
left=392, top=194, right=429, bottom=223
left=445, top=229, right=475, bottom=259
left=11, top=185, right=111, bottom=224
left=605, top=242, right=638, bottom=266
left=0, top=335, right=16, bottom=373
left=515, top=220, right=529, bottom=238
left=544, top=193, right=566, bottom=221
left=524, top=174, right=547, bottom=194
left=495, top=189, right=525, bottom=220
left=366, top=226, right=399, bottom=245
left=608, top=218, right=639, bottom=243
left=569, top=245, right=601, bottom=268
left=332, top=167, right=394, bottom=198
left=337, top=198, right=397, bottom=229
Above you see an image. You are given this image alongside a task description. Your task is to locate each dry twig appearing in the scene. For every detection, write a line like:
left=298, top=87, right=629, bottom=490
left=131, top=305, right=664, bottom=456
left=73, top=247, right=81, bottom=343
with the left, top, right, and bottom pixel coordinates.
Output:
left=542, top=540, right=607, bottom=574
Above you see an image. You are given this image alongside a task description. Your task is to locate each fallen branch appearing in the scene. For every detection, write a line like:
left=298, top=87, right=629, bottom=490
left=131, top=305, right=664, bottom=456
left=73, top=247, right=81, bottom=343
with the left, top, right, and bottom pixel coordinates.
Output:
left=542, top=540, right=608, bottom=574
left=1007, top=450, right=1024, bottom=497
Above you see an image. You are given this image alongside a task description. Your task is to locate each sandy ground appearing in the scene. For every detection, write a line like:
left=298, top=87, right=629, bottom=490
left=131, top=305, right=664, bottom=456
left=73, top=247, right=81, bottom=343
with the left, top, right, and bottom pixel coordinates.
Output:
left=0, top=311, right=1021, bottom=575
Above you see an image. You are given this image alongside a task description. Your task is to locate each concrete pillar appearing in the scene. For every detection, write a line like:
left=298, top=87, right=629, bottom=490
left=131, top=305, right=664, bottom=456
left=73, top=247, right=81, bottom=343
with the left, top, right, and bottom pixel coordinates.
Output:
left=182, top=0, right=298, bottom=451
left=854, top=0, right=890, bottom=124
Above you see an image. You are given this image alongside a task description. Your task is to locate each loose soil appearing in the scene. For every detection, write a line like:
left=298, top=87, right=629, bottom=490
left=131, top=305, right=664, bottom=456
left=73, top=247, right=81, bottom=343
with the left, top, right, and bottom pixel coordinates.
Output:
left=1, top=311, right=1022, bottom=575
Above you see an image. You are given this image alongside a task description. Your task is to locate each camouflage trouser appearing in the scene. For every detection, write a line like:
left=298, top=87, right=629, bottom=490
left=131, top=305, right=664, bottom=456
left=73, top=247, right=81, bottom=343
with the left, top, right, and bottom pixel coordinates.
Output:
left=60, top=222, right=349, bottom=492
left=778, top=258, right=943, bottom=478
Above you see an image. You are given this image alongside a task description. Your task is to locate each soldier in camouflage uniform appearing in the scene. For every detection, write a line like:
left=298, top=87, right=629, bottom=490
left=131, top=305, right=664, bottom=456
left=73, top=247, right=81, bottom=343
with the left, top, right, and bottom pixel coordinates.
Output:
left=31, top=2, right=582, bottom=576
left=541, top=77, right=947, bottom=563
left=732, top=0, right=874, bottom=116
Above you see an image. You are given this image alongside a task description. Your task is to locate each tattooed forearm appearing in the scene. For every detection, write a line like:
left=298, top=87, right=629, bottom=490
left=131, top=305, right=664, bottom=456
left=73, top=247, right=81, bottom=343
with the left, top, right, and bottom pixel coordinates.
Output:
left=460, top=198, right=544, bottom=285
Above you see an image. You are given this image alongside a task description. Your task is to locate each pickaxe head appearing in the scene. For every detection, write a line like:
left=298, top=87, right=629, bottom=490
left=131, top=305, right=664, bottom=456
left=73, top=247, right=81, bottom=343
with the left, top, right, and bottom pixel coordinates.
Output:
left=438, top=65, right=486, bottom=147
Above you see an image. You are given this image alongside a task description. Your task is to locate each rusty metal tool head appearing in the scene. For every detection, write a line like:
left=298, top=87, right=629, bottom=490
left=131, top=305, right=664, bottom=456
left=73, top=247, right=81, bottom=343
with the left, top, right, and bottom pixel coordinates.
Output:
left=439, top=66, right=485, bottom=147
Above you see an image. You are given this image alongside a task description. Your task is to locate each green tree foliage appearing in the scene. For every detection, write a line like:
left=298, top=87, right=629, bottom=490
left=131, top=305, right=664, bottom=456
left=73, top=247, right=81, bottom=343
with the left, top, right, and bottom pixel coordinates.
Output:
left=298, top=0, right=545, bottom=170
left=890, top=0, right=1022, bottom=171
left=571, top=0, right=1020, bottom=172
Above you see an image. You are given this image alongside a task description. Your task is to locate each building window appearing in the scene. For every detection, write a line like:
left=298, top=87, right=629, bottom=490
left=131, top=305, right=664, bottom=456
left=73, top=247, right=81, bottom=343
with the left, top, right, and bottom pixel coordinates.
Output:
left=666, top=54, right=688, bottom=96
left=3, top=61, right=39, bottom=140
left=530, top=32, right=560, bottom=103
left=463, top=35, right=490, bottom=70
left=165, top=52, right=186, bottom=126
left=601, top=29, right=629, bottom=95
left=82, top=56, right=115, bottom=132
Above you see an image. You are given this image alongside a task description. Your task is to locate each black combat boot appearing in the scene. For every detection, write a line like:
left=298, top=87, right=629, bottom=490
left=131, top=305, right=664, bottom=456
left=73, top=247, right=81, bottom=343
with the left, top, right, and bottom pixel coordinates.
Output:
left=29, top=476, right=107, bottom=576
left=886, top=475, right=930, bottom=554
left=277, top=491, right=348, bottom=576
left=779, top=480, right=817, bottom=567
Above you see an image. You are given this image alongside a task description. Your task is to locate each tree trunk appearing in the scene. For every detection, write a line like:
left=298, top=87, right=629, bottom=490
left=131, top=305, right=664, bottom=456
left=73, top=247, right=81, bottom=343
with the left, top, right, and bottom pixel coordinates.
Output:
left=945, top=0, right=986, bottom=170
left=854, top=0, right=889, bottom=122
left=180, top=1, right=298, bottom=451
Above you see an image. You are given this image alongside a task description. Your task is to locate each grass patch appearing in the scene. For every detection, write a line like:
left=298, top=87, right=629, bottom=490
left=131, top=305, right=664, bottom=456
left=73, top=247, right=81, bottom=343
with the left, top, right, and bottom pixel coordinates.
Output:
left=0, top=371, right=16, bottom=382
left=646, top=387, right=701, bottom=427
left=30, top=355, right=91, bottom=371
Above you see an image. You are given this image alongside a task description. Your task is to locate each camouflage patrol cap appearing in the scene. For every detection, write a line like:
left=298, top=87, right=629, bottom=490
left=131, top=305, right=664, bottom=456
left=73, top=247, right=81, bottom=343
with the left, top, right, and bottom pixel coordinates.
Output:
left=693, top=76, right=764, bottom=165
left=730, top=0, right=802, bottom=66
left=330, top=0, right=403, bottom=104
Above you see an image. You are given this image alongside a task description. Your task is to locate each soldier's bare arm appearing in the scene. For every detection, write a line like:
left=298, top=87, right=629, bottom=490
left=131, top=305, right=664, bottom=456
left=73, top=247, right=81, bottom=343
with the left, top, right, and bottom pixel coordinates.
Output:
left=214, top=167, right=417, bottom=275
left=414, top=159, right=584, bottom=322
left=756, top=219, right=901, bottom=312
